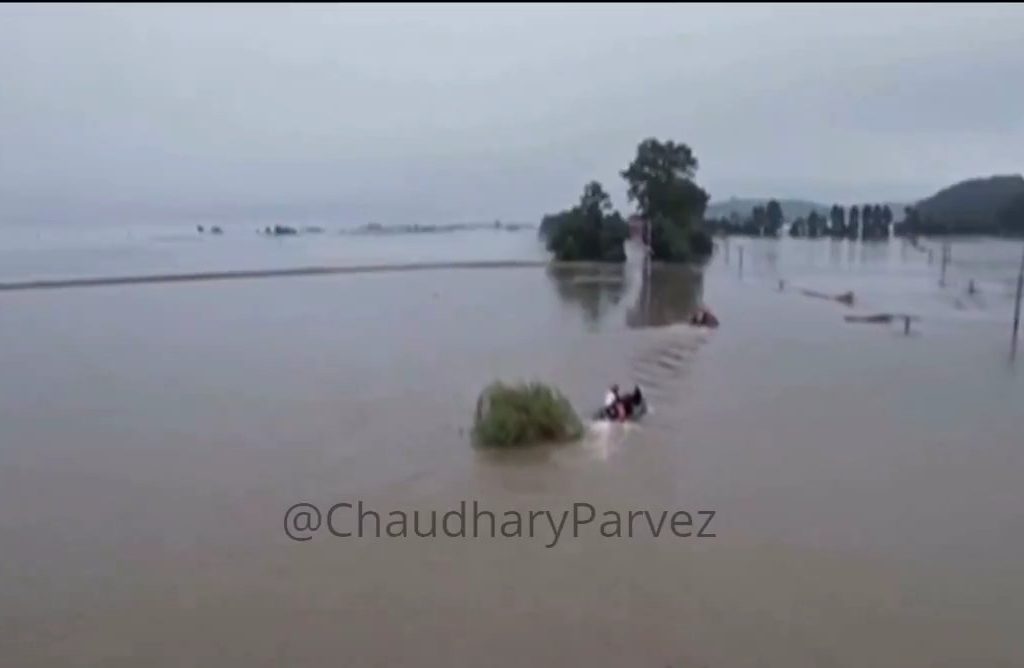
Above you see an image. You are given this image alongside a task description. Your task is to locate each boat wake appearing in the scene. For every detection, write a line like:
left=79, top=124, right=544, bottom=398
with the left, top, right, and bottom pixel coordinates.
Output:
left=579, top=416, right=647, bottom=461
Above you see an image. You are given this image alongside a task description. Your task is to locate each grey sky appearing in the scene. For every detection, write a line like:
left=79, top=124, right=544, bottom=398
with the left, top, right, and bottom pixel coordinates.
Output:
left=2, top=3, right=1023, bottom=224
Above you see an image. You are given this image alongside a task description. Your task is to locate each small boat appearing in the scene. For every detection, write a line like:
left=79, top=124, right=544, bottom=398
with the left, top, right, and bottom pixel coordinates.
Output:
left=592, top=397, right=648, bottom=423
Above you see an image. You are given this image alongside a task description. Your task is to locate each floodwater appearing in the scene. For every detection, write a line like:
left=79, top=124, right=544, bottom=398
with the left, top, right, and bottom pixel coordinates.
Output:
left=0, top=222, right=545, bottom=282
left=1, top=228, right=1022, bottom=666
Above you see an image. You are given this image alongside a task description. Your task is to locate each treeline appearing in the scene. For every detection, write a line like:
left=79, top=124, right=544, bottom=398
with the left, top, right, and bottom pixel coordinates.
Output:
left=706, top=199, right=1024, bottom=239
left=705, top=175, right=1024, bottom=239
left=705, top=201, right=897, bottom=239
left=540, top=138, right=714, bottom=263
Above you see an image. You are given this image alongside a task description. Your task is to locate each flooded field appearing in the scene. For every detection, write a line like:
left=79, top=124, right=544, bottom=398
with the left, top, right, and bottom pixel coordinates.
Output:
left=1, top=232, right=1022, bottom=666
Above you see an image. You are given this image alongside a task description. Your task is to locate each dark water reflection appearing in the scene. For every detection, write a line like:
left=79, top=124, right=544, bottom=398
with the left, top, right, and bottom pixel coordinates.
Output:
left=546, top=261, right=705, bottom=330
left=627, top=263, right=704, bottom=329
left=545, top=263, right=628, bottom=329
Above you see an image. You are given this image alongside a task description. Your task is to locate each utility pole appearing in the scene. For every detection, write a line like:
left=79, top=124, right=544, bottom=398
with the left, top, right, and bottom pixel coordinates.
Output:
left=644, top=217, right=652, bottom=281
left=643, top=217, right=652, bottom=317
left=1012, top=245, right=1024, bottom=359
left=939, top=241, right=951, bottom=287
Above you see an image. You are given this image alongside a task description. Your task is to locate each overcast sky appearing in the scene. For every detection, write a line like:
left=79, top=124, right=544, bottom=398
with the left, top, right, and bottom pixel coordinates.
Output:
left=2, top=3, right=1023, bottom=224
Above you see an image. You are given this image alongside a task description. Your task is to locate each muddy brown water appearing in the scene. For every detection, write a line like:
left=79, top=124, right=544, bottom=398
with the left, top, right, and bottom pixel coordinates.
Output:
left=1, top=240, right=1022, bottom=666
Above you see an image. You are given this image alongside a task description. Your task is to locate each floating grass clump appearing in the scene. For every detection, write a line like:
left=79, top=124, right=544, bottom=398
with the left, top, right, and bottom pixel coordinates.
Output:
left=472, top=381, right=583, bottom=447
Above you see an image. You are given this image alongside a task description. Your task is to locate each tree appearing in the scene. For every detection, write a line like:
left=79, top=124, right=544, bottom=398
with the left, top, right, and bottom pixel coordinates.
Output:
left=860, top=204, right=873, bottom=238
left=829, top=204, right=846, bottom=237
left=544, top=181, right=629, bottom=262
left=621, top=139, right=699, bottom=218
left=881, top=204, right=893, bottom=232
left=765, top=199, right=784, bottom=237
left=539, top=211, right=571, bottom=240
left=867, top=204, right=884, bottom=238
left=580, top=181, right=613, bottom=214
left=807, top=210, right=825, bottom=238
left=751, top=205, right=768, bottom=236
left=848, top=205, right=861, bottom=239
left=789, top=217, right=807, bottom=238
left=868, top=204, right=883, bottom=238
left=898, top=206, right=921, bottom=236
left=621, top=138, right=711, bottom=262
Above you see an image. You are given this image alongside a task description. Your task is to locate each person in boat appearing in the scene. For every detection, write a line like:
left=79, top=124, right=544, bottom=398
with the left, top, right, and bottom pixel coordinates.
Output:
left=602, top=384, right=645, bottom=421
left=690, top=306, right=720, bottom=328
left=623, top=385, right=644, bottom=418
left=630, top=385, right=644, bottom=411
left=604, top=384, right=622, bottom=420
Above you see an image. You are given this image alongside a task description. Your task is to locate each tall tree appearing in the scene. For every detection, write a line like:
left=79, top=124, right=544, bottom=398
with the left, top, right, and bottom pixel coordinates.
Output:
left=900, top=206, right=921, bottom=236
left=765, top=199, right=784, bottom=237
left=807, top=210, right=825, bottom=238
left=789, top=217, right=807, bottom=238
left=621, top=138, right=711, bottom=262
left=829, top=204, right=846, bottom=237
left=580, top=181, right=613, bottom=214
left=849, top=205, right=861, bottom=239
left=751, top=205, right=768, bottom=236
left=881, top=204, right=894, bottom=231
left=862, top=204, right=875, bottom=237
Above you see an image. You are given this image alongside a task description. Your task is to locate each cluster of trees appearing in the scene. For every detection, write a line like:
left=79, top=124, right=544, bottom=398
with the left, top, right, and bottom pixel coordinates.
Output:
left=788, top=210, right=829, bottom=238
left=540, top=138, right=713, bottom=263
left=705, top=201, right=896, bottom=239
left=705, top=200, right=785, bottom=237
left=807, top=203, right=894, bottom=239
left=616, top=173, right=1024, bottom=243
left=706, top=196, right=1024, bottom=239
left=704, top=212, right=771, bottom=238
left=540, top=182, right=629, bottom=262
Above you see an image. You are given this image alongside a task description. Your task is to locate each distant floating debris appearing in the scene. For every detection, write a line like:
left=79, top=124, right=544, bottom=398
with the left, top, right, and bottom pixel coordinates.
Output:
left=845, top=313, right=897, bottom=324
left=262, top=225, right=298, bottom=236
left=689, top=306, right=720, bottom=328
left=346, top=221, right=535, bottom=236
left=845, top=312, right=919, bottom=335
left=799, top=288, right=855, bottom=306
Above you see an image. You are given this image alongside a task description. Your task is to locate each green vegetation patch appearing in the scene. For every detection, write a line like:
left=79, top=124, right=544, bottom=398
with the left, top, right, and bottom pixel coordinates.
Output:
left=472, top=381, right=583, bottom=448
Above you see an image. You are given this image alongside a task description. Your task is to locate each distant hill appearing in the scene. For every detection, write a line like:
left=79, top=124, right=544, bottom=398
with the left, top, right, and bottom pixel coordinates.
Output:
left=914, top=175, right=1024, bottom=230
left=706, top=198, right=829, bottom=222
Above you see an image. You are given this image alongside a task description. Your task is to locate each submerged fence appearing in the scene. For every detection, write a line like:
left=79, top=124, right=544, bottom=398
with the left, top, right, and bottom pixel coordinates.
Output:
left=716, top=235, right=1024, bottom=357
